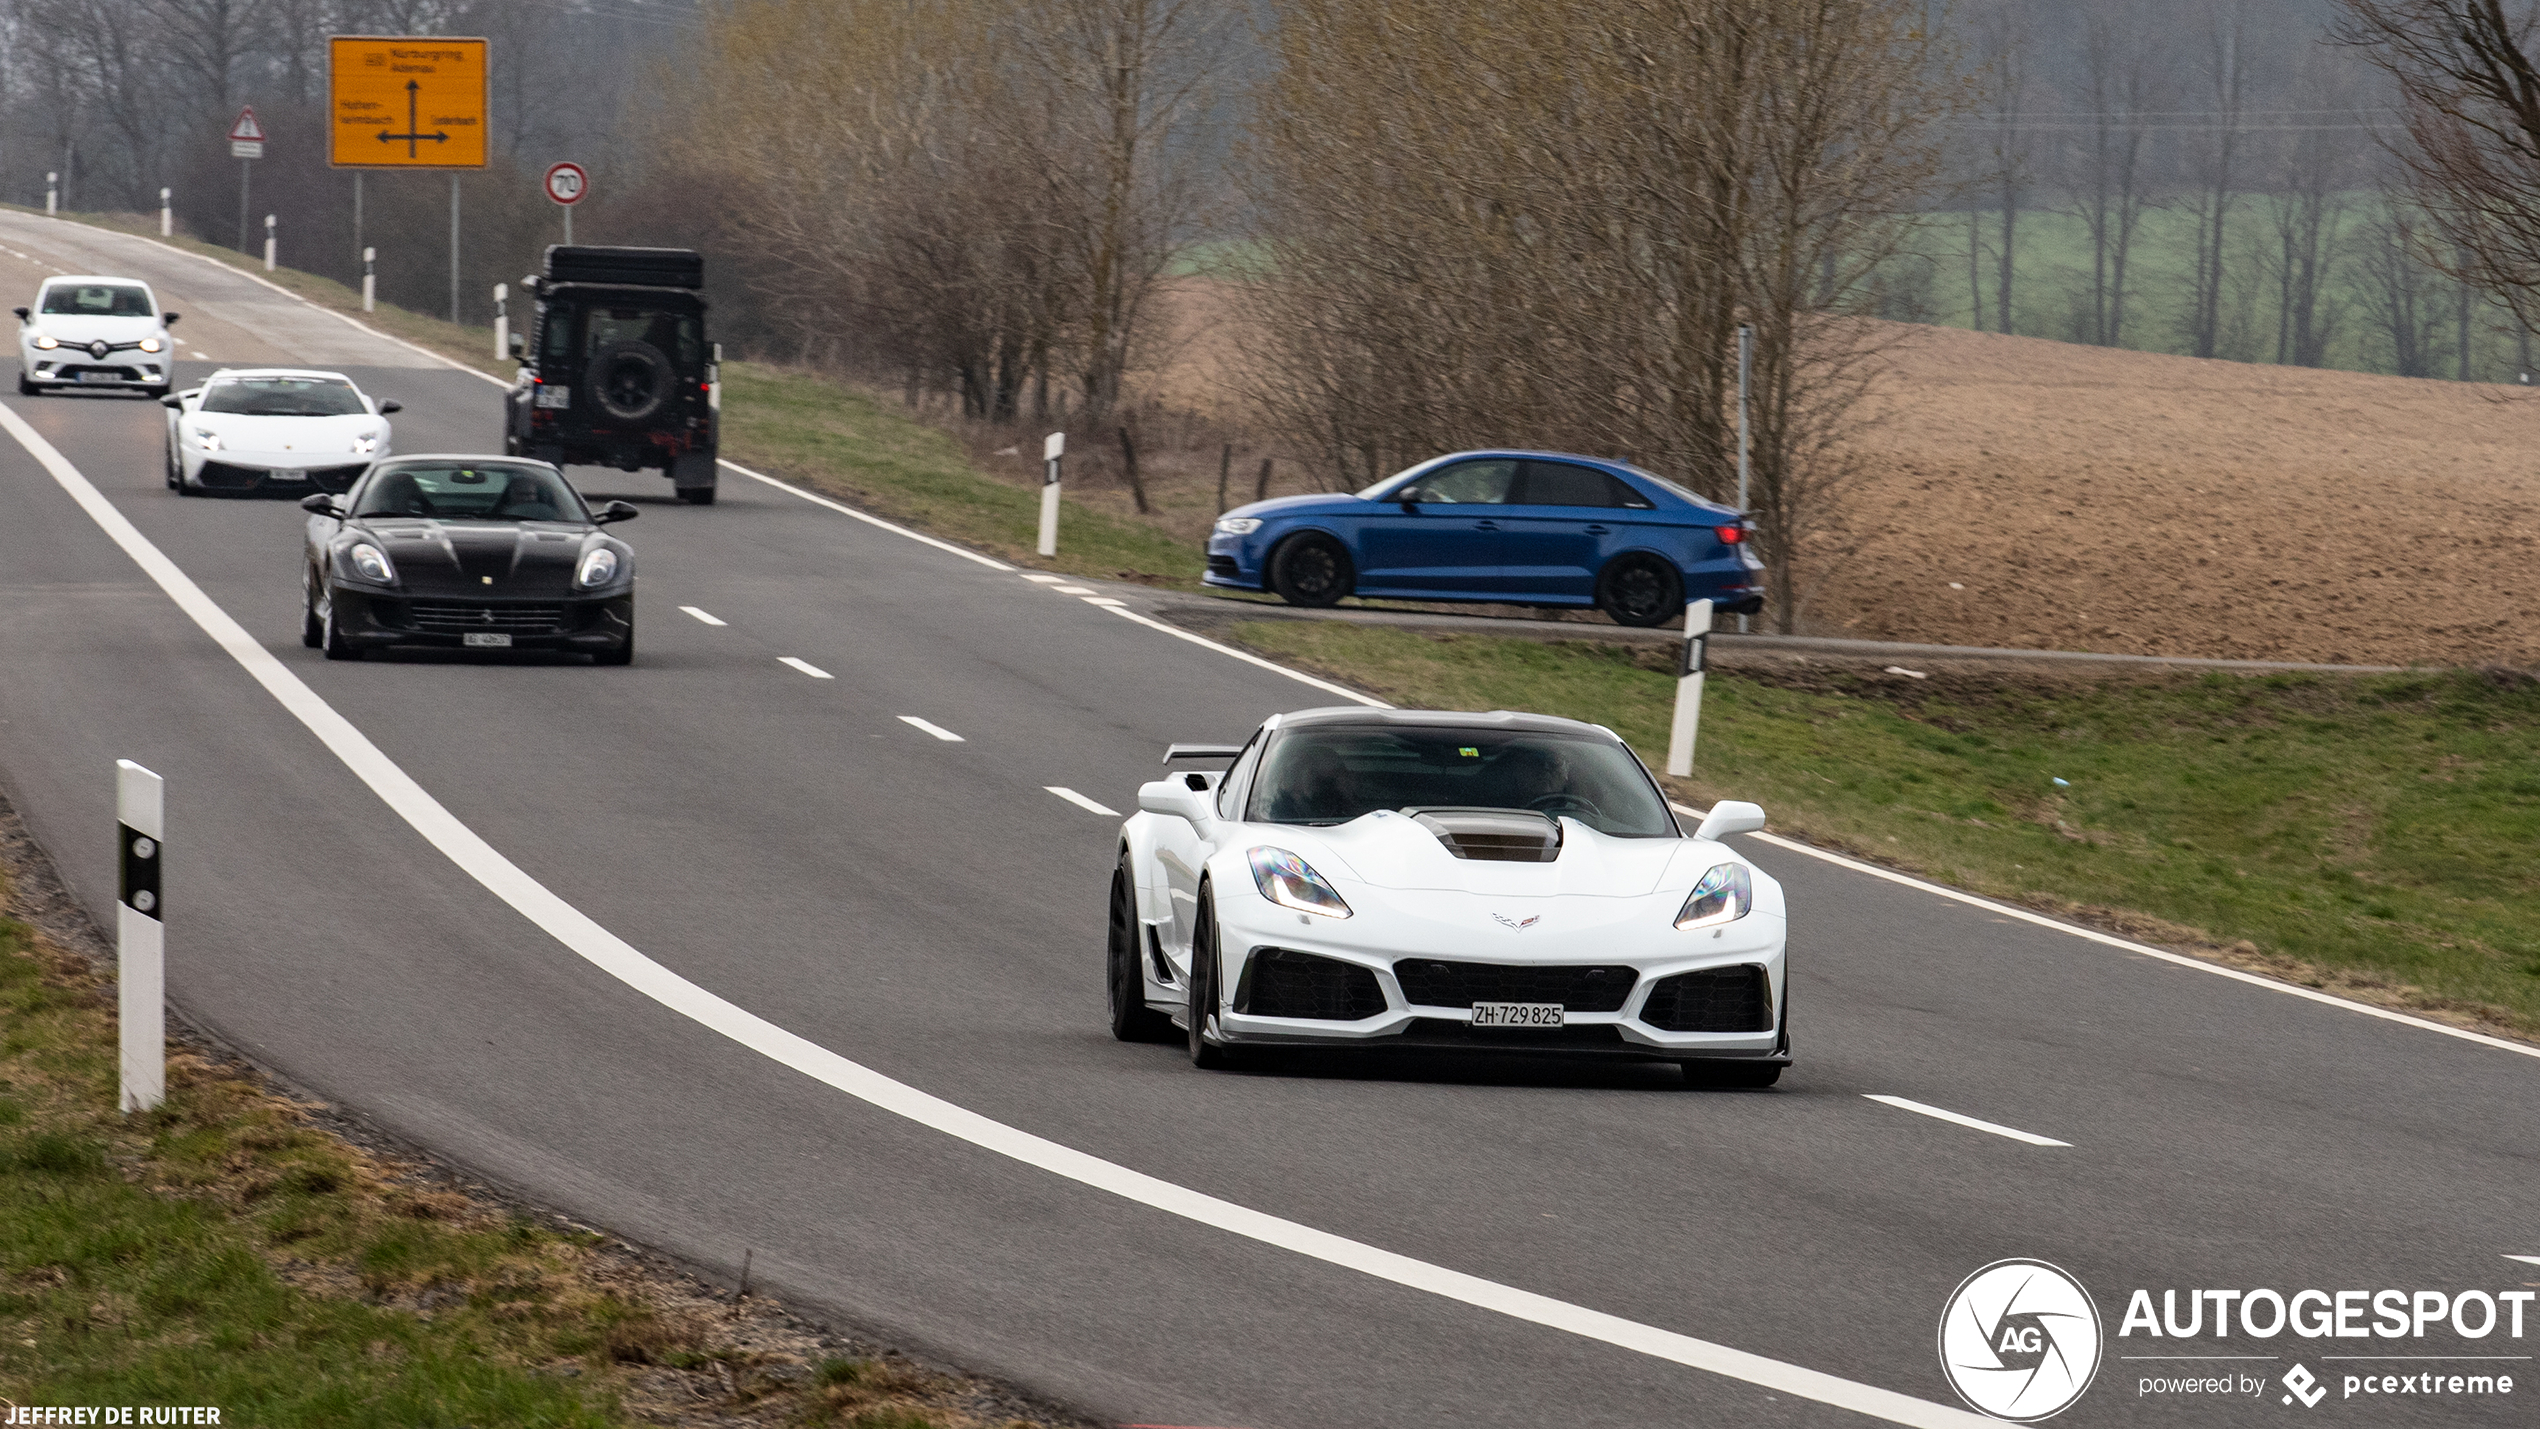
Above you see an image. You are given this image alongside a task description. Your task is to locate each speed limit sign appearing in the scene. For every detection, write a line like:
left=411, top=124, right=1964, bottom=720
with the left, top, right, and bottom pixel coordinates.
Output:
left=543, top=161, right=588, bottom=206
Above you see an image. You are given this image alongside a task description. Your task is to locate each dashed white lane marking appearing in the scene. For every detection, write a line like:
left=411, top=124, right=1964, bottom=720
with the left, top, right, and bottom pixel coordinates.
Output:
left=1045, top=786, right=1121, bottom=817
left=897, top=715, right=964, bottom=742
left=679, top=606, right=726, bottom=626
left=778, top=657, right=832, bottom=679
left=1862, top=1095, right=2070, bottom=1147
left=2, top=386, right=1991, bottom=1429
left=1020, top=573, right=1064, bottom=584
left=2506, top=1255, right=2540, bottom=1267
left=190, top=350, right=210, bottom=360
left=1050, top=584, right=1096, bottom=595
left=1083, top=597, right=1126, bottom=608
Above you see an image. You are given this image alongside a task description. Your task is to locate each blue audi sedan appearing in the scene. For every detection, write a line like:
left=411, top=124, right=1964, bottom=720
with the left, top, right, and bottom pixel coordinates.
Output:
left=1203, top=450, right=1764, bottom=626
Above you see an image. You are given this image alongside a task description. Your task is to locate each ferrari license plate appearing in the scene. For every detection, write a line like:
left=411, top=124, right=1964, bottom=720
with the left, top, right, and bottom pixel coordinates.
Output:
left=1470, top=1002, right=1564, bottom=1029
left=76, top=371, right=119, bottom=383
left=462, top=632, right=513, bottom=648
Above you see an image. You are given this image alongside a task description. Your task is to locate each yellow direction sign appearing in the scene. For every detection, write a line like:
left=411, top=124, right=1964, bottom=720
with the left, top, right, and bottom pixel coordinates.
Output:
left=328, top=36, right=488, bottom=169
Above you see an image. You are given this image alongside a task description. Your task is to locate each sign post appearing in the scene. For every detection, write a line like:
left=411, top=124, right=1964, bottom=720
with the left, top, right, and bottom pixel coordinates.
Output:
left=329, top=36, right=489, bottom=323
left=1665, top=599, right=1715, bottom=778
left=116, top=760, right=164, bottom=1115
left=228, top=107, right=264, bottom=251
left=1038, top=431, right=1065, bottom=557
left=543, top=161, right=587, bottom=246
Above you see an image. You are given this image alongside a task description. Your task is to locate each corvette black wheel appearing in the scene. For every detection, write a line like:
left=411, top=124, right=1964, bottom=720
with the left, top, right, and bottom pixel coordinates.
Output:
left=1186, top=882, right=1236, bottom=1069
left=1108, top=854, right=1174, bottom=1043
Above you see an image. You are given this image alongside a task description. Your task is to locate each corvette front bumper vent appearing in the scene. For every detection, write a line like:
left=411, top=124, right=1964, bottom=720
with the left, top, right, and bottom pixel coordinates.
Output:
left=1394, top=959, right=1637, bottom=1012
left=1237, top=948, right=1387, bottom=1020
left=1639, top=965, right=1772, bottom=1032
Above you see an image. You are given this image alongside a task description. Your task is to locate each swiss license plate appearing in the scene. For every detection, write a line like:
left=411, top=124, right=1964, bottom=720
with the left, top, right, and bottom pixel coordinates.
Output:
left=462, top=632, right=513, bottom=648
left=1470, top=1002, right=1564, bottom=1029
left=76, top=371, right=119, bottom=383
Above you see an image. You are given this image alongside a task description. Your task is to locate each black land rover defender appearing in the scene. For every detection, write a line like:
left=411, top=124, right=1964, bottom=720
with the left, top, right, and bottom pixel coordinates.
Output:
left=506, top=245, right=720, bottom=504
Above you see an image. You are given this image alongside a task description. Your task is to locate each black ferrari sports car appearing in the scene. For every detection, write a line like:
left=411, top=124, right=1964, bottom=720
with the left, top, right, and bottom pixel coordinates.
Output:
left=301, top=455, right=638, bottom=663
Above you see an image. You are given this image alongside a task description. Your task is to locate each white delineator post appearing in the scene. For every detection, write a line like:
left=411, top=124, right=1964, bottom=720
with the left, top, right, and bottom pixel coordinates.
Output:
left=1037, top=430, right=1065, bottom=557
left=158, top=188, right=172, bottom=237
left=362, top=247, right=376, bottom=313
left=1665, top=598, right=1715, bottom=778
left=263, top=213, right=276, bottom=272
left=45, top=171, right=57, bottom=216
left=116, top=760, right=165, bottom=1114
left=493, top=282, right=508, bottom=361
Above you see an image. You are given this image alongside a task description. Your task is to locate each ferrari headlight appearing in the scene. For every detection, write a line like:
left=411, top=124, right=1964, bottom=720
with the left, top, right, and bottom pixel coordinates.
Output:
left=188, top=427, right=221, bottom=451
left=1248, top=846, right=1351, bottom=919
left=575, top=548, right=620, bottom=588
left=31, top=333, right=57, bottom=349
left=1213, top=516, right=1263, bottom=535
left=348, top=542, right=395, bottom=584
left=1674, top=862, right=1752, bottom=929
left=138, top=337, right=163, bottom=354
left=350, top=432, right=381, bottom=455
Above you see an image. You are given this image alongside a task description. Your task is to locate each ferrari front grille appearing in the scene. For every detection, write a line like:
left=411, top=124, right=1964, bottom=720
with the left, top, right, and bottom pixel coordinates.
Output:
left=405, top=600, right=567, bottom=635
left=1237, top=948, right=1387, bottom=1020
left=1638, top=965, right=1772, bottom=1032
left=1392, top=960, right=1636, bottom=1012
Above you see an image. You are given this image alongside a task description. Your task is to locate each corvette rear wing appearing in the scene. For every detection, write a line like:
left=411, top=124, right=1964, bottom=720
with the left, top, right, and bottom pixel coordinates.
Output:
left=1162, top=743, right=1243, bottom=765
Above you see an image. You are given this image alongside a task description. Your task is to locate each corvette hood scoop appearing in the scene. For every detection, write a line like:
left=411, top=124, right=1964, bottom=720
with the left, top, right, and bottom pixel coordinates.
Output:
left=1407, top=807, right=1560, bottom=862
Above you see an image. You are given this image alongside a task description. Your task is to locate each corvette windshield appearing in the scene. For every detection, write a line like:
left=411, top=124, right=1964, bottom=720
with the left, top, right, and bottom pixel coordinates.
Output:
left=353, top=462, right=587, bottom=522
left=1251, top=727, right=1676, bottom=837
left=40, top=284, right=151, bottom=317
left=200, top=377, right=366, bottom=416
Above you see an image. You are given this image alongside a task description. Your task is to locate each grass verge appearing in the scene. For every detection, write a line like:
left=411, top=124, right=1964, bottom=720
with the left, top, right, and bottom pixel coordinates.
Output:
left=1224, top=621, right=2540, bottom=1039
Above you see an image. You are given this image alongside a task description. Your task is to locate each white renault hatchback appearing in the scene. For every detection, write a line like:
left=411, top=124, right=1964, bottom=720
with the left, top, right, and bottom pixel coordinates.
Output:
left=163, top=369, right=399, bottom=496
left=15, top=276, right=178, bottom=396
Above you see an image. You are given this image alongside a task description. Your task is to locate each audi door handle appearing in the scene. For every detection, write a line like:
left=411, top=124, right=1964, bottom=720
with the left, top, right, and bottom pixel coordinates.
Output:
left=1583, top=525, right=1610, bottom=534
left=1473, top=520, right=1499, bottom=530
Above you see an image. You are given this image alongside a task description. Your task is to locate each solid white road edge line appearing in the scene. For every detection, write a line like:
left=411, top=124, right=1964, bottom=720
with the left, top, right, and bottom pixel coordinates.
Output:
left=0, top=402, right=1990, bottom=1429
left=1045, top=786, right=1122, bottom=818
left=897, top=716, right=965, bottom=743
left=778, top=657, right=833, bottom=680
left=680, top=606, right=727, bottom=627
left=1737, top=826, right=2540, bottom=1063
left=1099, top=605, right=1390, bottom=709
left=1862, top=1095, right=2070, bottom=1148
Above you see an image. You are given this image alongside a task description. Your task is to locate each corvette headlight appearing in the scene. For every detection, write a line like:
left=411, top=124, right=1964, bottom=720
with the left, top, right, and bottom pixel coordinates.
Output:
left=1248, top=846, right=1351, bottom=918
left=1674, top=862, right=1753, bottom=929
left=188, top=427, right=221, bottom=451
left=576, top=548, right=620, bottom=588
left=350, top=432, right=381, bottom=455
left=30, top=333, right=57, bottom=349
left=347, top=543, right=395, bottom=584
left=1213, top=516, right=1263, bottom=535
left=138, top=337, right=163, bottom=354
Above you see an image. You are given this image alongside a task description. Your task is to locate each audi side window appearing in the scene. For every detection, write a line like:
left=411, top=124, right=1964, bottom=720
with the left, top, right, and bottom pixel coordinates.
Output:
left=1217, top=731, right=1266, bottom=820
left=1411, top=459, right=1517, bottom=505
left=1514, top=462, right=1621, bottom=507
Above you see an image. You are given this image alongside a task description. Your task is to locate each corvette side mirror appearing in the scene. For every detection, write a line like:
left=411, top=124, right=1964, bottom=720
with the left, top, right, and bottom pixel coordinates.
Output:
left=1693, top=800, right=1767, bottom=842
left=376, top=399, right=402, bottom=414
left=595, top=500, right=639, bottom=524
left=1137, top=779, right=1213, bottom=825
left=159, top=394, right=184, bottom=409
left=299, top=493, right=345, bottom=517
left=162, top=312, right=180, bottom=324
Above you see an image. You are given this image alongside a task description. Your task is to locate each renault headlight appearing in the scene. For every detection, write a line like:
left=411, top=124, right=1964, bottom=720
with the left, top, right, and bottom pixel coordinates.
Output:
left=1674, top=862, right=1752, bottom=929
left=31, top=333, right=57, bottom=349
left=350, top=432, right=381, bottom=455
left=576, top=548, right=621, bottom=588
left=1213, top=516, right=1263, bottom=536
left=1248, top=846, right=1351, bottom=919
left=348, top=543, right=395, bottom=584
left=138, top=337, right=163, bottom=354
left=188, top=427, right=221, bottom=451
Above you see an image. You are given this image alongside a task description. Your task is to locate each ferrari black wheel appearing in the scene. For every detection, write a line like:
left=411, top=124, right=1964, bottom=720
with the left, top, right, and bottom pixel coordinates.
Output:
left=1186, top=882, right=1236, bottom=1069
left=321, top=597, right=361, bottom=661
left=1109, top=854, right=1174, bottom=1043
left=301, top=574, right=324, bottom=649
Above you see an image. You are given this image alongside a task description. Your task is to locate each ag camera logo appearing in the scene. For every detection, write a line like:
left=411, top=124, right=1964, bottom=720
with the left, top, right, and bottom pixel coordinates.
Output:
left=1939, top=1259, right=2104, bottom=1421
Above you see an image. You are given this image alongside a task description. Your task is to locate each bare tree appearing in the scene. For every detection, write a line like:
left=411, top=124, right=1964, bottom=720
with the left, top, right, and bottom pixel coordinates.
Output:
left=2067, top=15, right=2163, bottom=347
left=2181, top=0, right=2253, bottom=359
left=2264, top=52, right=2365, bottom=366
left=2359, top=194, right=2447, bottom=373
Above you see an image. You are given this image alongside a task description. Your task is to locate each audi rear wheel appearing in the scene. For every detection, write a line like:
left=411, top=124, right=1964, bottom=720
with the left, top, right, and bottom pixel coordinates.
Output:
left=1596, top=553, right=1683, bottom=627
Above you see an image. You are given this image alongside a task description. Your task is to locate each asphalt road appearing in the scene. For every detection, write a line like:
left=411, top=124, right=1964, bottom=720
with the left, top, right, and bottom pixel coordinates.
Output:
left=0, top=210, right=2532, bottom=1428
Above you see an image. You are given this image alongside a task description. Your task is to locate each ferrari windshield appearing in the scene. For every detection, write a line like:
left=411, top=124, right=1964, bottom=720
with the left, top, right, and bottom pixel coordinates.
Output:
left=201, top=377, right=366, bottom=416
left=1251, top=727, right=1676, bottom=837
left=353, top=462, right=588, bottom=522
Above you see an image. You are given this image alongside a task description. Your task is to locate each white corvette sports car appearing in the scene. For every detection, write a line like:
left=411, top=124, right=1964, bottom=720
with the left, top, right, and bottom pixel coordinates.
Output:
left=162, top=368, right=400, bottom=496
left=1109, top=707, right=1789, bottom=1084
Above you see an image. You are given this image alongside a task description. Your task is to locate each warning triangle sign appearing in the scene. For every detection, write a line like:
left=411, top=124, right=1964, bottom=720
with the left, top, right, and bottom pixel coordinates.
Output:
left=228, top=106, right=264, bottom=142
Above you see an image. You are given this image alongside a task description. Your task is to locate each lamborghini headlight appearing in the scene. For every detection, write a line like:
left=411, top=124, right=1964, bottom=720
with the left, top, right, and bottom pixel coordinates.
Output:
left=188, top=427, right=220, bottom=451
left=1213, top=516, right=1263, bottom=535
left=1674, top=862, right=1752, bottom=929
left=137, top=337, right=163, bottom=354
left=576, top=547, right=620, bottom=588
left=29, top=333, right=57, bottom=350
left=1249, top=846, right=1351, bottom=919
left=347, top=542, right=395, bottom=584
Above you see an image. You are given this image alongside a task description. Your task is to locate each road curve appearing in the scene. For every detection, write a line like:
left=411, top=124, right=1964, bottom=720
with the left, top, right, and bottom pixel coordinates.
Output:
left=0, top=210, right=2529, bottom=1428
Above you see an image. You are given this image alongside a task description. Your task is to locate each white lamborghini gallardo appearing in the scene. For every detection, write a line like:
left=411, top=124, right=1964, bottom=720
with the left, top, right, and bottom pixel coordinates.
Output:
left=1109, top=707, right=1789, bottom=1085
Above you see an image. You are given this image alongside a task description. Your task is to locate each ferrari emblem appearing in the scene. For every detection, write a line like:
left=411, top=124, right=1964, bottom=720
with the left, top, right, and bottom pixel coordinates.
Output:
left=1490, top=913, right=1541, bottom=930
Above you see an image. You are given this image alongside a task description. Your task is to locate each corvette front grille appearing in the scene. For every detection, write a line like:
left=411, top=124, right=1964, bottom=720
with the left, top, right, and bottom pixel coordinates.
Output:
left=1237, top=948, right=1387, bottom=1020
left=1392, top=960, right=1636, bottom=1012
left=1638, top=965, right=1772, bottom=1032
left=404, top=600, right=567, bottom=635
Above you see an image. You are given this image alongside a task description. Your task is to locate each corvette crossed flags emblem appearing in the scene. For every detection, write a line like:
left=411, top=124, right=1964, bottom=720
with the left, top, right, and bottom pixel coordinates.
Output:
left=1490, top=913, right=1541, bottom=930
